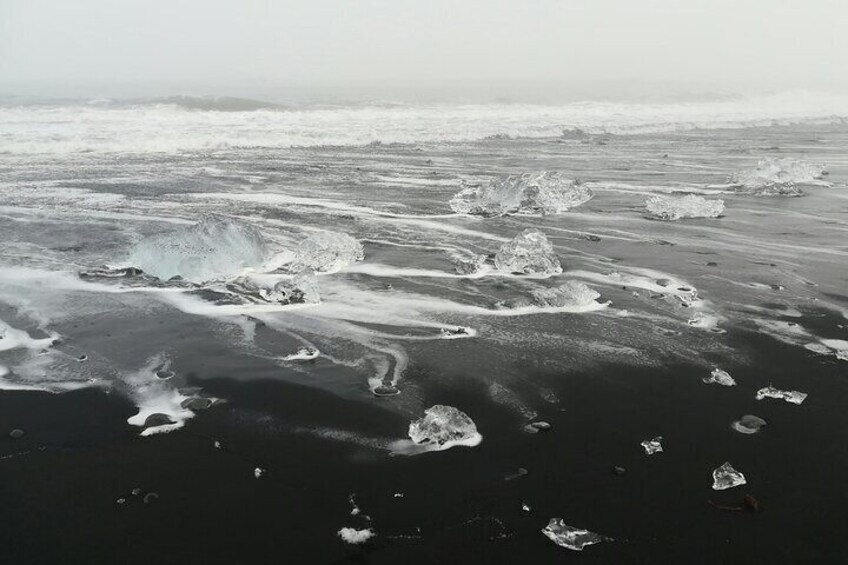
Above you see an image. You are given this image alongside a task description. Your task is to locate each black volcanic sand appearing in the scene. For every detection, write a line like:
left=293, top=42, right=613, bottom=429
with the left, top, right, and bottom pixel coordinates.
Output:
left=2, top=318, right=848, bottom=565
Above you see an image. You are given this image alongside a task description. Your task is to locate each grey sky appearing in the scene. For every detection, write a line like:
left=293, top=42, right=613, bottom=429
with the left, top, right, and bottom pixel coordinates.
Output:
left=1, top=0, right=845, bottom=96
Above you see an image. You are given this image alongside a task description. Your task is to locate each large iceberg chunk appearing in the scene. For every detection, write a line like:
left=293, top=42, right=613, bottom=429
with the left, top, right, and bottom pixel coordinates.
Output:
left=541, top=519, right=611, bottom=551
left=289, top=231, right=364, bottom=273
left=408, top=405, right=482, bottom=448
left=450, top=172, right=593, bottom=217
left=646, top=194, right=725, bottom=220
left=728, top=158, right=828, bottom=196
left=494, top=230, right=562, bottom=275
left=128, top=215, right=268, bottom=283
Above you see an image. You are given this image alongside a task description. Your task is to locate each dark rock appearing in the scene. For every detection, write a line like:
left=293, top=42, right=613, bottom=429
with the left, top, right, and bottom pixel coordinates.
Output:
left=143, top=413, right=175, bottom=427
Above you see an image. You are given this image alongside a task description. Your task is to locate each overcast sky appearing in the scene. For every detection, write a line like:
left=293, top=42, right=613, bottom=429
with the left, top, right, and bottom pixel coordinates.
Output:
left=1, top=0, right=845, bottom=98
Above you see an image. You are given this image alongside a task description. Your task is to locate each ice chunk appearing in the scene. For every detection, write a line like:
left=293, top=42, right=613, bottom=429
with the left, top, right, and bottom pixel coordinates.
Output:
left=732, top=415, right=767, bottom=435
left=227, top=272, right=320, bottom=305
left=529, top=281, right=601, bottom=308
left=645, top=194, right=725, bottom=220
left=337, top=527, right=375, bottom=544
left=450, top=172, right=593, bottom=217
left=541, top=518, right=611, bottom=551
left=454, top=253, right=488, bottom=275
left=408, top=405, right=482, bottom=448
left=755, top=386, right=807, bottom=405
left=128, top=215, right=268, bottom=283
left=494, top=230, right=562, bottom=276
left=712, top=462, right=747, bottom=490
left=282, top=346, right=319, bottom=361
left=641, top=436, right=663, bottom=455
left=728, top=158, right=828, bottom=196
left=703, top=368, right=736, bottom=386
left=289, top=231, right=364, bottom=273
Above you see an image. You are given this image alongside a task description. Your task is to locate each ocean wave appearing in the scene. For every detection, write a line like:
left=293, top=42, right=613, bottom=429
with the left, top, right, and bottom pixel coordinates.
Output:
left=1, top=90, right=847, bottom=154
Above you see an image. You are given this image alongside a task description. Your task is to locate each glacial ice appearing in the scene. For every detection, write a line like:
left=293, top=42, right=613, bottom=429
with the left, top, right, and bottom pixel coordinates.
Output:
left=288, top=231, right=364, bottom=273
left=454, top=253, right=488, bottom=275
left=641, top=436, right=663, bottom=455
left=128, top=215, right=268, bottom=283
left=755, top=386, right=807, bottom=405
left=494, top=230, right=562, bottom=276
left=529, top=281, right=601, bottom=308
left=728, top=158, right=829, bottom=196
left=732, top=415, right=767, bottom=435
left=703, top=368, right=736, bottom=386
left=337, top=527, right=375, bottom=544
left=228, top=272, right=320, bottom=305
left=450, top=172, right=593, bottom=217
left=645, top=194, right=725, bottom=220
left=541, top=519, right=611, bottom=551
left=712, top=462, right=747, bottom=491
left=408, top=405, right=481, bottom=448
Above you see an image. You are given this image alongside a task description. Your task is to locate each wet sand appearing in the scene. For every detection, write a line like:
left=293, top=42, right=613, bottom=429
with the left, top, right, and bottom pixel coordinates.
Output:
left=2, top=310, right=847, bottom=564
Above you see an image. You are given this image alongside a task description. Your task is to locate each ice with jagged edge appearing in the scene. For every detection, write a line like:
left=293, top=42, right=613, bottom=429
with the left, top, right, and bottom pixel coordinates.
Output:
left=646, top=194, right=725, bottom=220
left=450, top=171, right=593, bottom=217
left=728, top=158, right=829, bottom=196
left=288, top=231, right=364, bottom=273
left=228, top=272, right=320, bottom=305
left=495, top=229, right=562, bottom=276
left=128, top=215, right=268, bottom=283
left=541, top=519, right=612, bottom=551
left=703, top=368, right=736, bottom=386
left=407, top=405, right=482, bottom=450
left=712, top=462, right=747, bottom=490
left=641, top=436, right=663, bottom=455
left=756, top=386, right=807, bottom=405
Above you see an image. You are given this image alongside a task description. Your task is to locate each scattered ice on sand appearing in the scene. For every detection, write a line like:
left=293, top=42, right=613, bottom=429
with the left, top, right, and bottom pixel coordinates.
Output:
left=646, top=194, right=725, bottom=220
left=289, top=231, right=364, bottom=273
left=732, top=415, right=767, bottom=435
left=728, top=158, right=828, bottom=196
left=712, top=462, right=747, bottom=490
left=450, top=172, right=593, bottom=217
left=703, top=368, right=736, bottom=386
left=128, top=215, right=268, bottom=283
left=756, top=386, right=807, bottom=405
left=337, top=527, right=375, bottom=544
left=641, top=436, right=663, bottom=455
left=282, top=347, right=319, bottom=361
left=541, top=519, right=611, bottom=551
left=494, top=230, right=562, bottom=276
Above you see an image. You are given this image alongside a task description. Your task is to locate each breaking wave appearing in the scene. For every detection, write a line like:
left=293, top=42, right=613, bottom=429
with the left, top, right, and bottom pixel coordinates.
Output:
left=2, top=90, right=848, bottom=154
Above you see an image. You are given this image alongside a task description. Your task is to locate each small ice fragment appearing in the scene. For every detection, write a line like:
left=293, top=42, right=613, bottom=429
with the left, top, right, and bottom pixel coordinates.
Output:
left=231, top=272, right=320, bottom=305
left=712, top=462, right=747, bottom=491
left=214, top=440, right=222, bottom=449
left=254, top=467, right=266, bottom=479
left=289, top=231, right=364, bottom=273
left=529, top=281, right=601, bottom=308
left=408, top=405, right=481, bottom=448
left=646, top=194, right=725, bottom=220
left=337, top=527, right=375, bottom=545
left=131, top=488, right=142, bottom=496
left=128, top=215, right=268, bottom=283
left=373, top=384, right=400, bottom=397
left=143, top=492, right=159, bottom=504
left=641, top=436, right=663, bottom=455
left=439, top=326, right=474, bottom=339
left=454, top=253, right=487, bottom=275
left=541, top=518, right=611, bottom=551
left=450, top=171, right=593, bottom=217
left=703, top=368, right=736, bottom=386
left=9, top=428, right=25, bottom=439
left=732, top=415, right=767, bottom=435
left=393, top=493, right=404, bottom=498
left=116, top=498, right=126, bottom=505
left=494, top=229, right=562, bottom=276
left=755, top=386, right=807, bottom=405
left=522, top=502, right=531, bottom=512
left=523, top=421, right=552, bottom=434
left=282, top=347, right=319, bottom=361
